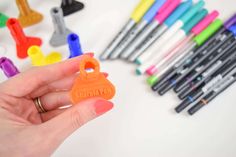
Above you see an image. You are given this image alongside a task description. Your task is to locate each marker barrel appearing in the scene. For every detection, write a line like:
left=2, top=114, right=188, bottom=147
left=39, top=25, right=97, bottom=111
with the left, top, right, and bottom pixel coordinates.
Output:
left=100, top=0, right=155, bottom=60
left=120, top=20, right=160, bottom=59
left=128, top=24, right=168, bottom=61
left=188, top=72, right=236, bottom=115
left=174, top=37, right=236, bottom=93
left=178, top=45, right=236, bottom=100
left=127, top=1, right=192, bottom=61
left=110, top=20, right=148, bottom=59
left=109, top=0, right=167, bottom=59
left=121, top=0, right=183, bottom=60
left=136, top=1, right=205, bottom=65
left=100, top=20, right=136, bottom=60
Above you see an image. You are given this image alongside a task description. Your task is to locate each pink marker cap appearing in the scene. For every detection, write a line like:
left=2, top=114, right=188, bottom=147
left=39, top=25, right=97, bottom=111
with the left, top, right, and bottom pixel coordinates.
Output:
left=191, top=10, right=219, bottom=35
left=155, top=0, right=181, bottom=24
left=158, top=0, right=172, bottom=13
left=146, top=65, right=158, bottom=75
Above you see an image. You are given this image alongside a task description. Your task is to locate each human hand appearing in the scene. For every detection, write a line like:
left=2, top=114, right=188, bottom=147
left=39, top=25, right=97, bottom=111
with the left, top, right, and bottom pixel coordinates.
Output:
left=0, top=54, right=114, bottom=157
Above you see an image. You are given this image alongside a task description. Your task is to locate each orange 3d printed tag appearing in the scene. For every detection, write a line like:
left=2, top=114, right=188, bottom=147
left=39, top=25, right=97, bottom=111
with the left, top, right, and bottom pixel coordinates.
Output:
left=70, top=56, right=115, bottom=104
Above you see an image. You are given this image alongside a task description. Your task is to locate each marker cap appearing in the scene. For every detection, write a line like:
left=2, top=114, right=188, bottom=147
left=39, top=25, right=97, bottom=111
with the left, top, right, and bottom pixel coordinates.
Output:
left=193, top=19, right=223, bottom=46
left=224, top=13, right=236, bottom=28
left=180, top=1, right=205, bottom=24
left=147, top=75, right=159, bottom=86
left=155, top=0, right=181, bottom=24
left=131, top=0, right=155, bottom=23
left=143, top=0, right=167, bottom=23
left=164, top=1, right=192, bottom=27
left=158, top=0, right=172, bottom=13
left=182, top=9, right=208, bottom=34
left=228, top=24, right=236, bottom=36
left=191, top=10, right=219, bottom=35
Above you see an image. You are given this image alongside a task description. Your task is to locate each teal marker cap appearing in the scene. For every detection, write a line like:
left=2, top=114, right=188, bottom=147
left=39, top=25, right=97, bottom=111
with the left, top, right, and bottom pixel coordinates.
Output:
left=164, top=1, right=192, bottom=27
left=180, top=0, right=205, bottom=24
left=182, top=9, right=208, bottom=34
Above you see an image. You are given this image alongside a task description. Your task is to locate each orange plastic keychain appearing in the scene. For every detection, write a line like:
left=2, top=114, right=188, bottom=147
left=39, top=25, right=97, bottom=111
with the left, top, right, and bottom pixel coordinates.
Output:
left=70, top=56, right=116, bottom=104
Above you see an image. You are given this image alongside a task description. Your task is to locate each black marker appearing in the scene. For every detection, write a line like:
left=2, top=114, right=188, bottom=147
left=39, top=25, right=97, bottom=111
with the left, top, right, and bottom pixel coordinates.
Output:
left=175, top=61, right=236, bottom=113
left=158, top=29, right=235, bottom=95
left=178, top=45, right=236, bottom=99
left=175, top=39, right=236, bottom=95
left=188, top=72, right=236, bottom=115
left=151, top=15, right=236, bottom=92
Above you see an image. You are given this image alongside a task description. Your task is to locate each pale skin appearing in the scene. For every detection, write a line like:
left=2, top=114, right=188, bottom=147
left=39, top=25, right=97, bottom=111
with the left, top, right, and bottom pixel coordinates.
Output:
left=0, top=54, right=114, bottom=157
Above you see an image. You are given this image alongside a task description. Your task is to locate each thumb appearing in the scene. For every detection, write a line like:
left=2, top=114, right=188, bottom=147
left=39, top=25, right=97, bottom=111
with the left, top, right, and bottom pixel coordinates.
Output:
left=39, top=98, right=113, bottom=144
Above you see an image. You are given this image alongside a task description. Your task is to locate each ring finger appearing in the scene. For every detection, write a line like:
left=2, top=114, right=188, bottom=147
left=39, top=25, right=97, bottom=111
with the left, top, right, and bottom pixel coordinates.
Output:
left=40, top=91, right=71, bottom=111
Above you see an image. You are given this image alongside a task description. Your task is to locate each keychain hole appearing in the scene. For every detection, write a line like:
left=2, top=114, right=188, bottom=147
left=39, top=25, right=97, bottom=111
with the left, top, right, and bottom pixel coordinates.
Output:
left=84, top=62, right=96, bottom=73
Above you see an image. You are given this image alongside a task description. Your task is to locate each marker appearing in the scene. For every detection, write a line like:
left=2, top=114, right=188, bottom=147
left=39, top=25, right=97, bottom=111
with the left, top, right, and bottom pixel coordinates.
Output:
left=188, top=72, right=236, bottom=115
left=157, top=26, right=236, bottom=95
left=135, top=1, right=205, bottom=65
left=99, top=0, right=156, bottom=60
left=0, top=57, right=19, bottom=78
left=178, top=48, right=236, bottom=100
left=146, top=11, right=219, bottom=76
left=174, top=28, right=236, bottom=93
left=151, top=16, right=236, bottom=90
left=175, top=61, right=236, bottom=113
left=127, top=1, right=193, bottom=62
left=136, top=8, right=207, bottom=75
left=119, top=0, right=184, bottom=60
left=109, top=0, right=167, bottom=59
left=150, top=19, right=223, bottom=88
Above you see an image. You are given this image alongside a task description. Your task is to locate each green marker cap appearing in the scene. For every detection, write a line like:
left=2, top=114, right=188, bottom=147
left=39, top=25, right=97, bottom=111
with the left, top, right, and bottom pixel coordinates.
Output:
left=193, top=19, right=223, bottom=46
left=147, top=75, right=159, bottom=86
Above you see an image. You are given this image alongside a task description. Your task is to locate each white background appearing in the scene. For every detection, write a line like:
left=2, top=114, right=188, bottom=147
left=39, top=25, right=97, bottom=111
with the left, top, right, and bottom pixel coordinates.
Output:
left=1, top=0, right=236, bottom=157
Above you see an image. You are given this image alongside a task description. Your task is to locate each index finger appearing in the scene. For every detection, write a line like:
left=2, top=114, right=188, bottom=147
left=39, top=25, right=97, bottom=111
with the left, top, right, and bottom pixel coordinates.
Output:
left=0, top=54, right=93, bottom=97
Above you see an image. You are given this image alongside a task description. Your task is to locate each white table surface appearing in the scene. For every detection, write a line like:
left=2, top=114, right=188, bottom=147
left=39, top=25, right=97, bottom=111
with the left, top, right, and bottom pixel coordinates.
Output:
left=1, top=0, right=236, bottom=157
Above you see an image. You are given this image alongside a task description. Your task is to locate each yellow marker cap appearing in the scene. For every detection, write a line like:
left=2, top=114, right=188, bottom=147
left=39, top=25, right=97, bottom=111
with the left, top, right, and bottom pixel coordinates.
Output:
left=28, top=46, right=62, bottom=66
left=27, top=46, right=45, bottom=66
left=131, top=0, right=155, bottom=23
left=45, top=52, right=62, bottom=65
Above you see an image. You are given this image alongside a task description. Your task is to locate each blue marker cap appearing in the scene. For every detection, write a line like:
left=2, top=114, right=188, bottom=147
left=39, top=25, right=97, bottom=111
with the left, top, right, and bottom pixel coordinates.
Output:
left=182, top=9, right=208, bottom=34
left=228, top=24, right=236, bottom=36
left=180, top=0, right=205, bottom=24
left=143, top=0, right=167, bottom=23
left=164, top=1, right=192, bottom=27
left=67, top=33, right=83, bottom=58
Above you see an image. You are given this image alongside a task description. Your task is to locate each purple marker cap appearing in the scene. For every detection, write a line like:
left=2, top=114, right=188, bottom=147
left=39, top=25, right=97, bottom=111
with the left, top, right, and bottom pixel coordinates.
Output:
left=0, top=57, right=19, bottom=78
left=224, top=13, right=236, bottom=28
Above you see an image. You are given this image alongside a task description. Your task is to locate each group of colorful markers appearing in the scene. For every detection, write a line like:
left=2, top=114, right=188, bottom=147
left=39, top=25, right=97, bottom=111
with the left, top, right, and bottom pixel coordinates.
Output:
left=100, top=0, right=236, bottom=115
left=0, top=0, right=84, bottom=77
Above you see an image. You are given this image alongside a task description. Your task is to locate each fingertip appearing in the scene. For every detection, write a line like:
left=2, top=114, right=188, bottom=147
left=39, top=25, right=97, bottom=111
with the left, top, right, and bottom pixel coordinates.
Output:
left=94, top=99, right=114, bottom=116
left=102, top=72, right=109, bottom=77
left=84, top=53, right=94, bottom=57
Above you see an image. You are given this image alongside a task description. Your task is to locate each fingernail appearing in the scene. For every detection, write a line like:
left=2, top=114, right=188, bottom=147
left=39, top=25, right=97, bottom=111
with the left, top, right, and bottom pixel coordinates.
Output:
left=84, top=52, right=94, bottom=57
left=102, top=72, right=109, bottom=77
left=94, top=100, right=113, bottom=116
